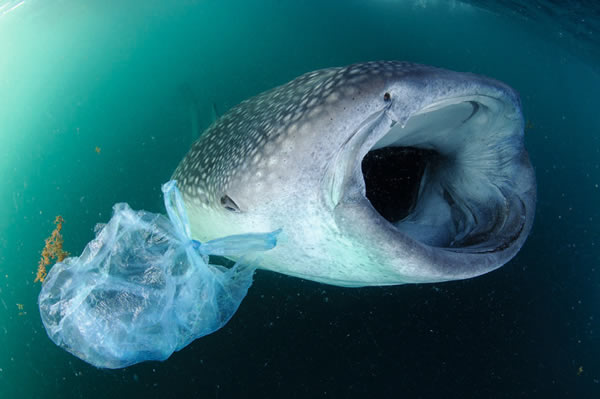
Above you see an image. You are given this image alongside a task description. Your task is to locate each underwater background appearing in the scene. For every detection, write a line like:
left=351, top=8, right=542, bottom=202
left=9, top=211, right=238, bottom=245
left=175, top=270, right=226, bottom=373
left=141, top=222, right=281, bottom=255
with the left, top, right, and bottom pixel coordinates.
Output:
left=0, top=0, right=599, bottom=397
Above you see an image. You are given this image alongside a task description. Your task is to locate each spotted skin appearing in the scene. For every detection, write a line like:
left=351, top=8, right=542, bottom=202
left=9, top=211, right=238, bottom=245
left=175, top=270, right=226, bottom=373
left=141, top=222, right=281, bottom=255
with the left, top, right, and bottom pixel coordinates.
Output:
left=173, top=62, right=426, bottom=209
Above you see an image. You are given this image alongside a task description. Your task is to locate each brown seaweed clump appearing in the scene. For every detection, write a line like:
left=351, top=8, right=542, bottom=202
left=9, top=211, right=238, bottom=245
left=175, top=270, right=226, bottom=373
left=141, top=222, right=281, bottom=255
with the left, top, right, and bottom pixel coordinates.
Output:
left=35, top=216, right=69, bottom=283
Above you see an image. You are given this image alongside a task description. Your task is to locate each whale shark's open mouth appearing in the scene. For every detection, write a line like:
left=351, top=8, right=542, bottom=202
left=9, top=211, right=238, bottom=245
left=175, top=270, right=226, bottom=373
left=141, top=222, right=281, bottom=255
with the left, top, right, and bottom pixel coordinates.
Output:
left=362, top=146, right=437, bottom=223
left=359, top=96, right=531, bottom=253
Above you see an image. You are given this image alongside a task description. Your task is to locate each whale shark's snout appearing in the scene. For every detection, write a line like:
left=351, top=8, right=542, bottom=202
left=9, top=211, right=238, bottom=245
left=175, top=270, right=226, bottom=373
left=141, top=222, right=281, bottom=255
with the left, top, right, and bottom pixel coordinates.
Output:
left=173, top=61, right=536, bottom=287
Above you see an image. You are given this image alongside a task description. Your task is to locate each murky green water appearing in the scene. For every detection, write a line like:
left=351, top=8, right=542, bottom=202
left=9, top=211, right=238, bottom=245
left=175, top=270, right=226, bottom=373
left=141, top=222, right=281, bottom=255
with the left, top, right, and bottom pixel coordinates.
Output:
left=1, top=0, right=599, bottom=397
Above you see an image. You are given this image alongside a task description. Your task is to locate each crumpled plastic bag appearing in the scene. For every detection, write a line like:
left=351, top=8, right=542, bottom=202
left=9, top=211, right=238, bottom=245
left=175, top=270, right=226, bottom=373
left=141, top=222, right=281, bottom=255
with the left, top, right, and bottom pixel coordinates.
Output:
left=38, top=180, right=279, bottom=369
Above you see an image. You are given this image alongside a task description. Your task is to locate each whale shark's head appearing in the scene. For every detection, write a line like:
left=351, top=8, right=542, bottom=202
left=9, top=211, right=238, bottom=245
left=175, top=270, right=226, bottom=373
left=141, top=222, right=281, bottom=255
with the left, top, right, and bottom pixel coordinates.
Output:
left=173, top=61, right=536, bottom=287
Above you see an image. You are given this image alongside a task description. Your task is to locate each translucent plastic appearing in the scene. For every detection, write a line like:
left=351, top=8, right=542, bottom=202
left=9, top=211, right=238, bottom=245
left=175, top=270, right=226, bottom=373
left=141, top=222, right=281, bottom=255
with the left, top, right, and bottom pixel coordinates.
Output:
left=38, top=181, right=279, bottom=369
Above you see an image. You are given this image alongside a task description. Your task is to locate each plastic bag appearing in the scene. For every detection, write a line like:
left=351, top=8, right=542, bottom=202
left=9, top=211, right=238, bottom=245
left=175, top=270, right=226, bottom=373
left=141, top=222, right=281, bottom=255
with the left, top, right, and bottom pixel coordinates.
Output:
left=38, top=181, right=279, bottom=369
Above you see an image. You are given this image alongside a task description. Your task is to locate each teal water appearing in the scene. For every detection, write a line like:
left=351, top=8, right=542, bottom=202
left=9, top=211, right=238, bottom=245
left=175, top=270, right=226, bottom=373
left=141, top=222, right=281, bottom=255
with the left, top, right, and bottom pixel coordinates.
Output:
left=0, top=0, right=599, bottom=397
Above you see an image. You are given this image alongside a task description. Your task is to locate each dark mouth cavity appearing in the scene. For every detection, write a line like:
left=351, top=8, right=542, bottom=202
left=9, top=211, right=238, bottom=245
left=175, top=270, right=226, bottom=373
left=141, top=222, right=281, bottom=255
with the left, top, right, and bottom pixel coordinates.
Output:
left=361, top=147, right=438, bottom=223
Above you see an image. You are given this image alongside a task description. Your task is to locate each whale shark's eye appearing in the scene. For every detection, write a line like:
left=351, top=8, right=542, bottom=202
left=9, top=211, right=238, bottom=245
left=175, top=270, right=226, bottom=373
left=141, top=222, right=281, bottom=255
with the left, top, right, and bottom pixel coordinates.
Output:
left=383, top=92, right=391, bottom=102
left=220, top=195, right=240, bottom=212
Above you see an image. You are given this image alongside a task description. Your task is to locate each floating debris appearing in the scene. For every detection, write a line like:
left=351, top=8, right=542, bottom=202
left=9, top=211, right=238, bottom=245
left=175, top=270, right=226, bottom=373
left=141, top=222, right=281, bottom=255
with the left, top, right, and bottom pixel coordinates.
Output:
left=35, top=216, right=69, bottom=283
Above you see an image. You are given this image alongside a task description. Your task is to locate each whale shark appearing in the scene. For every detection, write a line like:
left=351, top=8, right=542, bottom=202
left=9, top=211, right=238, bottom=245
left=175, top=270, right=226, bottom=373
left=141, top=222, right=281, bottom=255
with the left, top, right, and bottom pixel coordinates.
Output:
left=173, top=61, right=536, bottom=287
left=37, top=61, right=539, bottom=368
